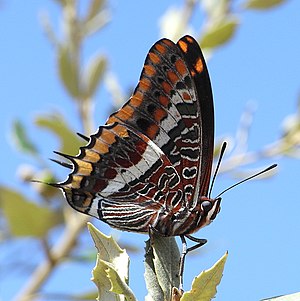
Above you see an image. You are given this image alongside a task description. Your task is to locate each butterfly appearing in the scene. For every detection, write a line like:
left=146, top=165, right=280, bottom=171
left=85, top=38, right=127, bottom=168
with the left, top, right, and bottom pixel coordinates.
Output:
left=54, top=35, right=221, bottom=239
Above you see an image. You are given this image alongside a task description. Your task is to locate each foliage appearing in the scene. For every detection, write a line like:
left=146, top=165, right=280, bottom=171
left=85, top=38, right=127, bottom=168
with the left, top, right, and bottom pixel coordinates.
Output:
left=1, top=0, right=299, bottom=300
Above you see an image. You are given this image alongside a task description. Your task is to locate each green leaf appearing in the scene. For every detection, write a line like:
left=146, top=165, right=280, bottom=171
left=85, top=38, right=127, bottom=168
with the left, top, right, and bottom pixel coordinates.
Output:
left=11, top=120, right=38, bottom=155
left=92, top=258, right=121, bottom=301
left=58, top=44, right=80, bottom=99
left=35, top=113, right=83, bottom=155
left=200, top=17, right=239, bottom=49
left=72, top=290, right=98, bottom=300
left=244, top=0, right=286, bottom=10
left=144, top=233, right=180, bottom=301
left=84, top=54, right=107, bottom=99
left=202, top=0, right=231, bottom=20
left=103, top=260, right=136, bottom=301
left=85, top=0, right=105, bottom=22
left=88, top=223, right=136, bottom=301
left=0, top=186, right=60, bottom=237
left=262, top=292, right=300, bottom=301
left=181, top=252, right=228, bottom=301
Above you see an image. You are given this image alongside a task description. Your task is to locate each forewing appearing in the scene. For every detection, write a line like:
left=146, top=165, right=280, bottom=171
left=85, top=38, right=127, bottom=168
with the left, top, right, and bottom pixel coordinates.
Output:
left=108, top=36, right=213, bottom=208
left=177, top=36, right=214, bottom=199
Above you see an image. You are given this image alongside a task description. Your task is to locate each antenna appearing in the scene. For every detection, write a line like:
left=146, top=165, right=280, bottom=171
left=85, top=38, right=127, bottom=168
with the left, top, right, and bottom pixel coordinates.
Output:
left=208, top=142, right=227, bottom=198
left=215, top=164, right=277, bottom=199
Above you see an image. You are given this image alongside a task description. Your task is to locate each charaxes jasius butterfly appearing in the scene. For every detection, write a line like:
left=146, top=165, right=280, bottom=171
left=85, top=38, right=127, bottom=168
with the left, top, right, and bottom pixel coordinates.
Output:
left=52, top=35, right=276, bottom=288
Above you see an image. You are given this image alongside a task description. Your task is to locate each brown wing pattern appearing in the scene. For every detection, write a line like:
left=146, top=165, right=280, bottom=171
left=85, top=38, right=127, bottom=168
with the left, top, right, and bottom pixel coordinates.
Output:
left=55, top=35, right=214, bottom=236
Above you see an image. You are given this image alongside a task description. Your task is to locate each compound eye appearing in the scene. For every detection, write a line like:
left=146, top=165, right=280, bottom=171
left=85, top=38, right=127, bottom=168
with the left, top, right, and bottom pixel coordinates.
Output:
left=201, top=201, right=212, bottom=213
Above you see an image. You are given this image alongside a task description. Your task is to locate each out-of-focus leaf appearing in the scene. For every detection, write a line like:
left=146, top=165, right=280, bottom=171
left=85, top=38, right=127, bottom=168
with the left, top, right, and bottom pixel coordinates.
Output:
left=181, top=252, right=228, bottom=301
left=85, top=0, right=105, bottom=22
left=244, top=0, right=286, bottom=10
left=58, top=44, right=80, bottom=99
left=159, top=6, right=191, bottom=41
left=84, top=54, right=107, bottom=99
left=32, top=170, right=59, bottom=199
left=202, top=0, right=231, bottom=20
left=262, top=292, right=300, bottom=301
left=0, top=186, right=61, bottom=237
left=88, top=223, right=135, bottom=301
left=11, top=120, right=38, bottom=155
left=73, top=290, right=98, bottom=300
left=83, top=10, right=111, bottom=37
left=35, top=113, right=83, bottom=155
left=200, top=17, right=239, bottom=49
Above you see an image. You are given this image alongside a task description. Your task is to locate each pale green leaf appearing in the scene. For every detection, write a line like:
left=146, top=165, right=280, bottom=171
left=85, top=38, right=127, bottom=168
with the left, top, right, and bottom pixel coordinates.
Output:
left=11, top=120, right=38, bottom=155
left=0, top=186, right=60, bottom=237
left=84, top=54, right=107, bottom=98
left=88, top=223, right=135, bottom=301
left=181, top=252, right=228, bottom=301
left=244, top=0, right=286, bottom=10
left=85, top=0, right=105, bottom=22
left=91, top=257, right=120, bottom=301
left=103, top=260, right=137, bottom=301
left=82, top=11, right=111, bottom=37
left=200, top=17, right=239, bottom=49
left=262, top=292, right=300, bottom=301
left=201, top=0, right=231, bottom=20
left=35, top=113, right=83, bottom=155
left=72, top=290, right=98, bottom=300
left=58, top=44, right=80, bottom=98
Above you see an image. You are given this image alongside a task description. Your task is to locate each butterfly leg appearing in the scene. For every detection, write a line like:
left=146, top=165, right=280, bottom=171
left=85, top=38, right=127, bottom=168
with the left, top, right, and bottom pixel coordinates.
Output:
left=179, top=235, right=207, bottom=291
left=185, top=234, right=207, bottom=252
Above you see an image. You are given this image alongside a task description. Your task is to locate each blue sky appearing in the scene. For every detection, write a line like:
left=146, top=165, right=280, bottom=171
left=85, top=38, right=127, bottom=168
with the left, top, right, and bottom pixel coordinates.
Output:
left=1, top=1, right=300, bottom=300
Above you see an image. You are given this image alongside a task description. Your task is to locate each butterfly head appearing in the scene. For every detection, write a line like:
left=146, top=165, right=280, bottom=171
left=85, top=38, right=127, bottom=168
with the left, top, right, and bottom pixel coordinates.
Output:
left=199, top=196, right=222, bottom=225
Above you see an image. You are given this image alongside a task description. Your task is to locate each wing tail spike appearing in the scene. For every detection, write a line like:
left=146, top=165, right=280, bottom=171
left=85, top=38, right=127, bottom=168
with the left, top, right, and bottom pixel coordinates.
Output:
left=77, top=132, right=90, bottom=142
left=50, top=158, right=73, bottom=169
left=53, top=150, right=74, bottom=161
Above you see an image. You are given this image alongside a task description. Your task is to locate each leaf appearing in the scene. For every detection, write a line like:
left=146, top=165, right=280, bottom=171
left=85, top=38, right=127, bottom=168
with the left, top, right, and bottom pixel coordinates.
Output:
left=0, top=186, right=60, bottom=237
left=200, top=17, right=239, bottom=49
left=58, top=44, right=80, bottom=99
left=201, top=0, right=231, bottom=20
left=90, top=258, right=119, bottom=301
left=144, top=233, right=180, bottom=301
left=83, top=54, right=107, bottom=99
left=103, top=261, right=136, bottom=301
left=244, top=0, right=287, bottom=10
left=181, top=252, right=228, bottom=301
left=35, top=113, right=83, bottom=155
left=144, top=239, right=164, bottom=301
left=262, top=292, right=300, bottom=301
left=88, top=223, right=136, bottom=301
left=11, top=120, right=38, bottom=155
left=85, top=0, right=105, bottom=22
left=72, top=290, right=98, bottom=300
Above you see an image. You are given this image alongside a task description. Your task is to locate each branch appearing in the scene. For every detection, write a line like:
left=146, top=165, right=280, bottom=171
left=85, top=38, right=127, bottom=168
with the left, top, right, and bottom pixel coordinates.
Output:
left=14, top=213, right=89, bottom=301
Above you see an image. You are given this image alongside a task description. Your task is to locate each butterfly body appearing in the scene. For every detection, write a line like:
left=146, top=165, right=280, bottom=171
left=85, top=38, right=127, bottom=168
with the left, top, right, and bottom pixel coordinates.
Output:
left=57, top=35, right=221, bottom=238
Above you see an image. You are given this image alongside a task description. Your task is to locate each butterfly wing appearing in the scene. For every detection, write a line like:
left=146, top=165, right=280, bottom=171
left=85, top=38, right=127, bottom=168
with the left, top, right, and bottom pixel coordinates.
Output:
left=176, top=36, right=214, bottom=200
left=56, top=36, right=214, bottom=234
left=108, top=35, right=214, bottom=206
